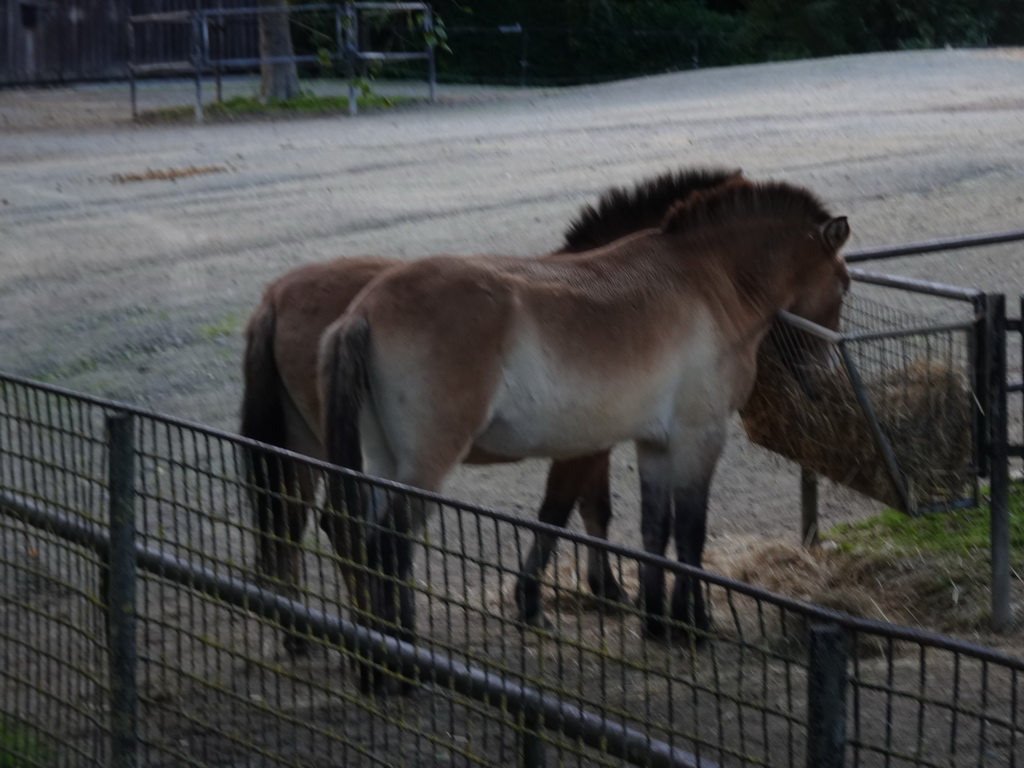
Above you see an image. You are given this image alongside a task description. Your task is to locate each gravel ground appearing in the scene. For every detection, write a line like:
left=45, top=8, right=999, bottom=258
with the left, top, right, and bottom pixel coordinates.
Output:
left=2, top=47, right=1024, bottom=552
left=4, top=47, right=1024, bottom=768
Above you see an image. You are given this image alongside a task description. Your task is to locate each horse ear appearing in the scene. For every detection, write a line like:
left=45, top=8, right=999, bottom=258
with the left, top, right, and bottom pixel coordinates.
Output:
left=821, top=216, right=850, bottom=251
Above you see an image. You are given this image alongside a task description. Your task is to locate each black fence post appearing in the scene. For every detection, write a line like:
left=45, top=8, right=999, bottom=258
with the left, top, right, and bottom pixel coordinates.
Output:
left=520, top=27, right=529, bottom=86
left=344, top=3, right=358, bottom=116
left=973, top=294, right=992, bottom=479
left=127, top=19, right=137, bottom=120
left=106, top=412, right=139, bottom=768
left=986, top=294, right=1011, bottom=631
left=192, top=11, right=204, bottom=123
left=521, top=708, right=547, bottom=768
left=806, top=623, right=848, bottom=768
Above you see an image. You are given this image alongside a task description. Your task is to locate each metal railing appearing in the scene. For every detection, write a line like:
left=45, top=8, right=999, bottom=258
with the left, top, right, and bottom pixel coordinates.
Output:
left=799, top=229, right=1024, bottom=632
left=128, top=2, right=437, bottom=121
left=2, top=371, right=1023, bottom=767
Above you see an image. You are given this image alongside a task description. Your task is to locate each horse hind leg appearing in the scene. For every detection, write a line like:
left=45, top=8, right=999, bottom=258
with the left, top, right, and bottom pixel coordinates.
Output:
left=337, top=434, right=426, bottom=694
left=249, top=449, right=315, bottom=656
left=358, top=488, right=422, bottom=695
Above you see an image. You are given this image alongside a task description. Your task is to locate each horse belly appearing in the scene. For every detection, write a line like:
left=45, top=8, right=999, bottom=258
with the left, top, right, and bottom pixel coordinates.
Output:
left=471, top=306, right=741, bottom=459
left=473, top=359, right=670, bottom=459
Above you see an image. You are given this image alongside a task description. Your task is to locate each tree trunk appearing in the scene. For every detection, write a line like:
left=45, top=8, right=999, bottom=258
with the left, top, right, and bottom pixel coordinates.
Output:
left=258, top=0, right=300, bottom=100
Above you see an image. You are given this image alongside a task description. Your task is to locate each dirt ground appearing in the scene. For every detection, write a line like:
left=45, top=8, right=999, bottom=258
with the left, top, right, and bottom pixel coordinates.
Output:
left=2, top=47, right=1024, bottom=589
left=4, top=48, right=1024, bottom=767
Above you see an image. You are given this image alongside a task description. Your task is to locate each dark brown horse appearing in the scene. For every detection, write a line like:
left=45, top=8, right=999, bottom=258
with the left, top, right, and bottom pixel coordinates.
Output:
left=320, top=181, right=850, bottom=678
left=241, top=167, right=746, bottom=652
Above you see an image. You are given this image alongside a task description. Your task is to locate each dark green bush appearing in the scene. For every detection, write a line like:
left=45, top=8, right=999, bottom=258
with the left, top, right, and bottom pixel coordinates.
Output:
left=333, top=0, right=1024, bottom=85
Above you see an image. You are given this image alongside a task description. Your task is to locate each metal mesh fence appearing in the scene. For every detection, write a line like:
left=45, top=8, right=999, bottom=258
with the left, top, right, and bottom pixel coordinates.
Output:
left=2, top=371, right=1022, bottom=768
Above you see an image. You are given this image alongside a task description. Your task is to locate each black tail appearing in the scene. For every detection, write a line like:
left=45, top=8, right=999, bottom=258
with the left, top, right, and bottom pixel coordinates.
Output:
left=320, top=315, right=371, bottom=520
left=321, top=316, right=370, bottom=473
left=239, top=303, right=290, bottom=578
left=321, top=315, right=394, bottom=693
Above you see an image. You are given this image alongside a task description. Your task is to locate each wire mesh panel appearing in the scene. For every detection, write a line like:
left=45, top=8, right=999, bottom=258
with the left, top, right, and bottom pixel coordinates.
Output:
left=0, top=380, right=111, bottom=766
left=2, top=372, right=1023, bottom=768
left=741, top=289, right=978, bottom=514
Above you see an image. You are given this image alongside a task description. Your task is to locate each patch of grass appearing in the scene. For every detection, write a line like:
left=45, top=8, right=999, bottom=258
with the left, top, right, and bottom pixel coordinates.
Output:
left=0, top=717, right=55, bottom=767
left=197, top=314, right=241, bottom=343
left=140, top=91, right=408, bottom=124
left=826, top=495, right=1024, bottom=560
left=809, top=499, right=1024, bottom=634
left=36, top=355, right=100, bottom=383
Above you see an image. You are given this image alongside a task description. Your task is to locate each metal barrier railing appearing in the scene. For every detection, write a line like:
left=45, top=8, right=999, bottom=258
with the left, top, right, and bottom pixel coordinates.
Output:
left=841, top=230, right=1024, bottom=631
left=2, top=371, right=1023, bottom=767
left=128, top=2, right=437, bottom=121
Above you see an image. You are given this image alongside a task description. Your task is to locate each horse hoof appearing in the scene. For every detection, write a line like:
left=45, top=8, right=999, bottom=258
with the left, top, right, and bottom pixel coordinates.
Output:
left=589, top=580, right=633, bottom=609
left=666, top=615, right=712, bottom=648
left=518, top=611, right=554, bottom=631
left=397, top=677, right=420, bottom=696
left=643, top=617, right=671, bottom=642
left=672, top=627, right=709, bottom=649
left=283, top=634, right=310, bottom=658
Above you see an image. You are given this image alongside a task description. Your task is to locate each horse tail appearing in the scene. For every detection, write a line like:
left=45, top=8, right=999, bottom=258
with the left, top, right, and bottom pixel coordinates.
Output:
left=320, top=316, right=377, bottom=620
left=240, top=300, right=290, bottom=577
left=321, top=315, right=369, bottom=473
left=241, top=301, right=286, bottom=449
left=320, top=315, right=370, bottom=511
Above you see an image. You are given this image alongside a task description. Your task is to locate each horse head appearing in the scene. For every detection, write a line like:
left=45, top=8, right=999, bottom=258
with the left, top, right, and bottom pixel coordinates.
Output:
left=787, top=214, right=851, bottom=333
left=775, top=208, right=851, bottom=401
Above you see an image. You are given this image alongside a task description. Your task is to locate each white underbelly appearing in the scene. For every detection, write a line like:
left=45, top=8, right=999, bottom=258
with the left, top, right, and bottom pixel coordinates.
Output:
left=473, top=309, right=737, bottom=459
left=474, top=387, right=658, bottom=458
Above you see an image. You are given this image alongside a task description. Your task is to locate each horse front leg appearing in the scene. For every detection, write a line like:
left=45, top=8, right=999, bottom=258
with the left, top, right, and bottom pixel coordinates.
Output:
left=667, top=422, right=725, bottom=642
left=250, top=450, right=313, bottom=656
left=670, top=479, right=712, bottom=639
left=637, top=445, right=673, bottom=639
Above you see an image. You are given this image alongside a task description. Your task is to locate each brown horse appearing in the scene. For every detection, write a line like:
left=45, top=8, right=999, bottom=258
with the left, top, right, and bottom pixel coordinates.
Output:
left=241, top=167, right=746, bottom=652
left=320, top=180, right=850, bottom=670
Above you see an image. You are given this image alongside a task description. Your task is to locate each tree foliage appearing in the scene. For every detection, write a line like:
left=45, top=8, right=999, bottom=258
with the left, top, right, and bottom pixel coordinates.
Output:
left=425, top=0, right=1024, bottom=84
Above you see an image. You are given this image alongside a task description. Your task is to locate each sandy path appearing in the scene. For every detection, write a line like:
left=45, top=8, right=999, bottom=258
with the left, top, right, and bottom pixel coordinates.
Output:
left=2, top=48, right=1024, bottom=552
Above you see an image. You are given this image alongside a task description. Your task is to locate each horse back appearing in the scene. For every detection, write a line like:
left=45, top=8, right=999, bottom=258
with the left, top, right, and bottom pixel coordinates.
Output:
left=241, top=298, right=286, bottom=448
left=264, top=256, right=394, bottom=436
left=337, top=256, right=521, bottom=485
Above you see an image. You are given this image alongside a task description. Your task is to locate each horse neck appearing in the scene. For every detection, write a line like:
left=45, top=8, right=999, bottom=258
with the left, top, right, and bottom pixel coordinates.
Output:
left=684, top=219, right=802, bottom=290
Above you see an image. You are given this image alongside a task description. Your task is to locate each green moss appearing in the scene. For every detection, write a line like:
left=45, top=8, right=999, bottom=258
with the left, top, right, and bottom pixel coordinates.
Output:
left=197, top=314, right=241, bottom=343
left=141, top=91, right=408, bottom=124
left=0, top=717, right=55, bottom=767
left=826, top=494, right=1024, bottom=561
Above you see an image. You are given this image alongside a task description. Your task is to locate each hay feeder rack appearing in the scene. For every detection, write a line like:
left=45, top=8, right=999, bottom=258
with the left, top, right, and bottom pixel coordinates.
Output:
left=744, top=229, right=1024, bottom=630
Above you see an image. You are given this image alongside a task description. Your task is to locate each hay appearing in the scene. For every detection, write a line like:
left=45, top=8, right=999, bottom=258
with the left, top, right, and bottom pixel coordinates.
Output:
left=739, top=338, right=973, bottom=511
left=111, top=165, right=228, bottom=183
left=475, top=536, right=1005, bottom=660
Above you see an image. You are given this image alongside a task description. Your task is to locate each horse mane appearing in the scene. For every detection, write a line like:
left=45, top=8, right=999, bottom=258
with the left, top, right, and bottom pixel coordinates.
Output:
left=661, top=180, right=833, bottom=234
left=561, top=167, right=744, bottom=252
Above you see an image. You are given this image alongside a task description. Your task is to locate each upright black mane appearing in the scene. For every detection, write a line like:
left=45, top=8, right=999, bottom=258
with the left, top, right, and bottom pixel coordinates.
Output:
left=660, top=180, right=833, bottom=234
left=561, top=167, right=743, bottom=253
